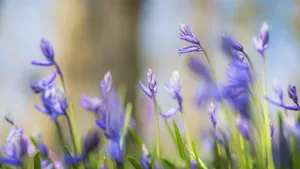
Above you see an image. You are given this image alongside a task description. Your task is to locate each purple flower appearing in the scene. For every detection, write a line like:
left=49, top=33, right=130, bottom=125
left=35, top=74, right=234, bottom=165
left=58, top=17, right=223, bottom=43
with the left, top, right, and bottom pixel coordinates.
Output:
left=178, top=24, right=202, bottom=55
left=107, top=140, right=123, bottom=165
left=273, top=80, right=283, bottom=103
left=0, top=128, right=28, bottom=166
left=140, top=144, right=151, bottom=169
left=64, top=154, right=84, bottom=166
left=31, top=38, right=55, bottom=67
left=221, top=33, right=243, bottom=53
left=209, top=103, right=217, bottom=128
left=210, top=129, right=224, bottom=145
left=100, top=72, right=113, bottom=95
left=270, top=121, right=275, bottom=139
left=30, top=72, right=57, bottom=93
left=40, top=38, right=54, bottom=60
left=35, top=85, right=67, bottom=121
left=178, top=46, right=202, bottom=55
left=165, top=70, right=182, bottom=104
left=80, top=94, right=102, bottom=113
left=188, top=56, right=213, bottom=82
left=38, top=142, right=48, bottom=157
left=4, top=115, right=15, bottom=126
left=237, top=118, right=250, bottom=140
left=139, top=69, right=157, bottom=99
left=160, top=107, right=181, bottom=119
left=82, top=130, right=100, bottom=155
left=252, top=22, right=269, bottom=56
left=288, top=85, right=298, bottom=105
left=179, top=23, right=200, bottom=45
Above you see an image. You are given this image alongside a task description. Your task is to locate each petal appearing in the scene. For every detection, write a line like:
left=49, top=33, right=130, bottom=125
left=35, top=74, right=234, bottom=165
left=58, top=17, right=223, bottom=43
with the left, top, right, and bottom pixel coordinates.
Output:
left=160, top=107, right=180, bottom=119
left=35, top=105, right=51, bottom=116
left=178, top=46, right=202, bottom=55
left=180, top=35, right=199, bottom=45
left=31, top=60, right=54, bottom=66
left=0, top=157, right=22, bottom=166
left=139, top=81, right=153, bottom=98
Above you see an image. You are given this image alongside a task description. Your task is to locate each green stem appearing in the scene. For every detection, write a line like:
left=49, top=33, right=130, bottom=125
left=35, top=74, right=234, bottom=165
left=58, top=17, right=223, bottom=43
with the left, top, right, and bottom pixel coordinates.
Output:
left=181, top=111, right=193, bottom=155
left=202, top=49, right=218, bottom=80
left=153, top=98, right=161, bottom=159
left=66, top=115, right=78, bottom=154
left=54, top=121, right=66, bottom=150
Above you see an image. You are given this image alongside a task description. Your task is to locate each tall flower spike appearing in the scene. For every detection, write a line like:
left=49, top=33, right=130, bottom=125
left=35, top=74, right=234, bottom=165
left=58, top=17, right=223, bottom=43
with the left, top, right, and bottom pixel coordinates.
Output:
left=178, top=23, right=202, bottom=55
left=139, top=69, right=157, bottom=99
left=31, top=38, right=55, bottom=66
left=288, top=85, right=298, bottom=105
left=252, top=22, right=269, bottom=56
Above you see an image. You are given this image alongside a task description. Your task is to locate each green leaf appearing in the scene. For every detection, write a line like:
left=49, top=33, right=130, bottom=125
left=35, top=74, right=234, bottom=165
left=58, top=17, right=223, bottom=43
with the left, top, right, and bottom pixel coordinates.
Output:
left=173, top=121, right=187, bottom=159
left=30, top=136, right=38, bottom=148
left=127, top=156, right=143, bottom=169
left=118, top=84, right=127, bottom=103
left=34, top=151, right=41, bottom=169
left=127, top=126, right=143, bottom=146
left=120, top=102, right=133, bottom=148
left=161, top=158, right=177, bottom=169
left=191, top=140, right=208, bottom=169
left=66, top=100, right=81, bottom=153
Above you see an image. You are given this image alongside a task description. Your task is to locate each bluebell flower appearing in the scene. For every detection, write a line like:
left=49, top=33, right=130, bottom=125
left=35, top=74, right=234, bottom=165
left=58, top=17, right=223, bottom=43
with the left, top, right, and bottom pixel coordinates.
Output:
left=160, top=70, right=183, bottom=119
left=139, top=69, right=157, bottom=99
left=252, top=22, right=269, bottom=56
left=0, top=128, right=28, bottom=166
left=100, top=71, right=113, bottom=95
left=288, top=85, right=298, bottom=105
left=64, top=154, right=84, bottom=166
left=82, top=129, right=100, bottom=155
left=265, top=84, right=300, bottom=111
left=237, top=118, right=250, bottom=140
left=30, top=72, right=57, bottom=93
left=80, top=94, right=102, bottom=114
left=35, top=85, right=67, bottom=121
left=178, top=23, right=202, bottom=55
left=221, top=33, right=243, bottom=54
left=210, top=129, right=224, bottom=145
left=140, top=144, right=151, bottom=169
left=107, top=140, right=123, bottom=165
left=32, top=38, right=55, bottom=66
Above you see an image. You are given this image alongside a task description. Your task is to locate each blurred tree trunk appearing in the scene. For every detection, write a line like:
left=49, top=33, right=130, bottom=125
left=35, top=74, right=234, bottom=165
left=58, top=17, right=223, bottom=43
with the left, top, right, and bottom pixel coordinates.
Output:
left=56, top=0, right=141, bottom=135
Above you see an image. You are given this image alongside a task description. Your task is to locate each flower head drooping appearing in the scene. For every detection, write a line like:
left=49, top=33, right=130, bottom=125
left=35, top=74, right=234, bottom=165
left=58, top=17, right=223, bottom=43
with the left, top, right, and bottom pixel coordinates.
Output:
left=32, top=38, right=55, bottom=66
left=221, top=33, right=243, bottom=55
left=30, top=72, right=57, bottom=94
left=288, top=85, right=298, bottom=105
left=139, top=69, right=157, bottom=99
left=140, top=144, right=151, bottom=169
left=178, top=23, right=202, bottom=55
left=252, top=22, right=269, bottom=56
left=80, top=94, right=102, bottom=114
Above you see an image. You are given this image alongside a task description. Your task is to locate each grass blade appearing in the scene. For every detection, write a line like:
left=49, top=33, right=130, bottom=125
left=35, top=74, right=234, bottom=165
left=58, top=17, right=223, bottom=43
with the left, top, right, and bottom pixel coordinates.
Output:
left=34, top=151, right=41, bottom=169
left=127, top=156, right=143, bottom=169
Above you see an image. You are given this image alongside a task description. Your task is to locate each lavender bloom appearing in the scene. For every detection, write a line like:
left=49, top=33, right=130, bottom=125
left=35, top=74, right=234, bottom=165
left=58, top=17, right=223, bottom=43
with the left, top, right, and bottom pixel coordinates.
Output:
left=140, top=144, right=151, bottom=169
left=31, top=38, right=55, bottom=66
left=209, top=103, right=217, bottom=128
left=288, top=85, right=298, bottom=105
left=80, top=94, right=102, bottom=113
left=82, top=130, right=100, bottom=155
left=178, top=46, right=202, bottom=55
left=237, top=118, right=250, bottom=140
left=252, top=22, right=269, bottom=56
left=30, top=72, right=57, bottom=93
left=221, top=33, right=243, bottom=54
left=35, top=85, right=67, bottom=121
left=139, top=69, right=157, bottom=99
left=179, top=23, right=200, bottom=45
left=0, top=129, right=28, bottom=166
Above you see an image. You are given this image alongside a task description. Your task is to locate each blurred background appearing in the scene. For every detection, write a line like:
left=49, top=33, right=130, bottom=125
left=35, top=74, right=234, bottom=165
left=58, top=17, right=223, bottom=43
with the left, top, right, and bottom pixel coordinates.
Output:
left=0, top=0, right=300, bottom=158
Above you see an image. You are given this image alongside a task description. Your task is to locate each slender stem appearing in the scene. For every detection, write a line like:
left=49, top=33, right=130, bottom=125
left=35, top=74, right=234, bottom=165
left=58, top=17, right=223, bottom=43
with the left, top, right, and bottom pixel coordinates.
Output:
left=202, top=49, right=218, bottom=81
left=54, top=61, right=80, bottom=154
left=66, top=115, right=78, bottom=154
left=54, top=121, right=66, bottom=150
left=153, top=98, right=160, bottom=159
